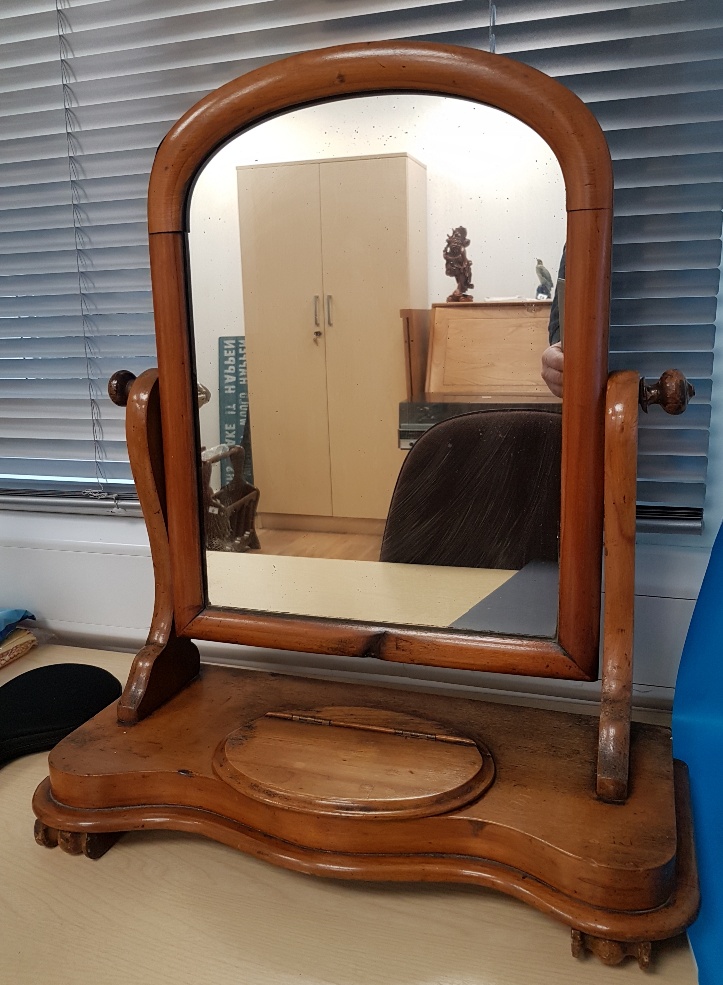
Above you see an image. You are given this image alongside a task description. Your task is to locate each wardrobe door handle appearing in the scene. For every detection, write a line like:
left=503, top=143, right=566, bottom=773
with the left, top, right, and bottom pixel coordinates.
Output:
left=326, top=294, right=333, bottom=327
left=313, top=295, right=320, bottom=327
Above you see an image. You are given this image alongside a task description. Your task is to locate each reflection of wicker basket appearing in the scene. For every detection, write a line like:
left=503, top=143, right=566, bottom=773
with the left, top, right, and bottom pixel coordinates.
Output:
left=0, top=628, right=37, bottom=670
left=202, top=445, right=260, bottom=553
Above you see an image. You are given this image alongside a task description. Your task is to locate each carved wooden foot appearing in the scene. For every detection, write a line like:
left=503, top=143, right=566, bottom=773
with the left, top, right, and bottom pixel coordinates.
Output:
left=571, top=929, right=652, bottom=969
left=34, top=820, right=120, bottom=860
left=34, top=819, right=59, bottom=849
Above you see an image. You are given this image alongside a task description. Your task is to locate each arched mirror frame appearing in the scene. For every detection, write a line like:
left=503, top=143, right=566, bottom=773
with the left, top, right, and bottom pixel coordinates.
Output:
left=147, top=41, right=612, bottom=681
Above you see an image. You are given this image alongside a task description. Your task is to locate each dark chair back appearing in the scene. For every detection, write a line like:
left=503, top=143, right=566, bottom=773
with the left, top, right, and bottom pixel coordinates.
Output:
left=380, top=410, right=561, bottom=570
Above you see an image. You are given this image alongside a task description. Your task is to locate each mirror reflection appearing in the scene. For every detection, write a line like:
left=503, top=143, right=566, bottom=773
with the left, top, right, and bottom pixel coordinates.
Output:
left=188, top=95, right=565, bottom=637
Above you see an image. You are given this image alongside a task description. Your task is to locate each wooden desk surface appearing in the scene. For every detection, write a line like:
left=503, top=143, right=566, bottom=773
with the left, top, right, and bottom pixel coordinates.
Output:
left=207, top=552, right=516, bottom=626
left=0, top=646, right=696, bottom=985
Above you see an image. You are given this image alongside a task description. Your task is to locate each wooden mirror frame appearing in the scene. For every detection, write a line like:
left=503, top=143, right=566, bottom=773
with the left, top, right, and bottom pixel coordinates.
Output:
left=148, top=41, right=612, bottom=681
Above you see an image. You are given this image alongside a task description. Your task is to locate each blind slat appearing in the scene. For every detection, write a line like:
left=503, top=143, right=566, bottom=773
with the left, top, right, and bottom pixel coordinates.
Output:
left=0, top=224, right=148, bottom=254
left=0, top=336, right=156, bottom=359
left=0, top=458, right=132, bottom=480
left=614, top=184, right=723, bottom=214
left=496, top=0, right=723, bottom=49
left=0, top=356, right=156, bottom=381
left=0, top=292, right=152, bottom=318
left=613, top=240, right=722, bottom=269
left=613, top=211, right=723, bottom=242
left=0, top=313, right=154, bottom=338
left=1, top=245, right=151, bottom=275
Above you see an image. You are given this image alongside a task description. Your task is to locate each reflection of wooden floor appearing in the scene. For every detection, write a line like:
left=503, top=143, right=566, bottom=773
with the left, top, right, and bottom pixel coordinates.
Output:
left=252, top=528, right=383, bottom=562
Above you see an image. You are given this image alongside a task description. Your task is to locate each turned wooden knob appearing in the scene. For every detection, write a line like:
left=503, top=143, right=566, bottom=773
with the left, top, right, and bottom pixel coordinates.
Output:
left=639, top=369, right=694, bottom=415
left=108, top=370, right=137, bottom=407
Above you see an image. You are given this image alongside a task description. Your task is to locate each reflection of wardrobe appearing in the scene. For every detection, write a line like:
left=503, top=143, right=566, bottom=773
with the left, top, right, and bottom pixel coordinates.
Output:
left=237, top=154, right=427, bottom=523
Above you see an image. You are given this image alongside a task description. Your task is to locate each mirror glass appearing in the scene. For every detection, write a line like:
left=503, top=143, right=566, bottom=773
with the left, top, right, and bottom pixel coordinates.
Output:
left=188, top=94, right=566, bottom=638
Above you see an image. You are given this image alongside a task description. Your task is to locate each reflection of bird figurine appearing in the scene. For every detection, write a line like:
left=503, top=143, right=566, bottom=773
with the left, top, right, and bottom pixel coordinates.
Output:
left=535, top=258, right=553, bottom=299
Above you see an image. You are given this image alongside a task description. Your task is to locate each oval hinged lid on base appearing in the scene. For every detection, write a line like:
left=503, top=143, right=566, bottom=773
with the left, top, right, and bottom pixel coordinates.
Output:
left=213, top=705, right=495, bottom=818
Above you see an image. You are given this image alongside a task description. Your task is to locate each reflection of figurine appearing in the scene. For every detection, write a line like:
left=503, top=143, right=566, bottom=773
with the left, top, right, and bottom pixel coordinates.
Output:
left=535, top=258, right=553, bottom=299
left=443, top=226, right=474, bottom=302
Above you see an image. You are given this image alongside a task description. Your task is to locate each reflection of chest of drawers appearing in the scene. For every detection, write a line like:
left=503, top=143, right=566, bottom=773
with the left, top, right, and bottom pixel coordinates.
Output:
left=425, top=300, right=555, bottom=400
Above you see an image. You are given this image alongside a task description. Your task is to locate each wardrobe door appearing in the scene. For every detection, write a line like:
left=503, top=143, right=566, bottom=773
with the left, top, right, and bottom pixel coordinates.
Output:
left=320, top=156, right=426, bottom=520
left=238, top=162, right=333, bottom=517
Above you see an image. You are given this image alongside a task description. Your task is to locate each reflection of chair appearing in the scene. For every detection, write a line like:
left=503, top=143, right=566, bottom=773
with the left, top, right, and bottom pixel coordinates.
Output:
left=380, top=409, right=561, bottom=570
left=202, top=445, right=260, bottom=552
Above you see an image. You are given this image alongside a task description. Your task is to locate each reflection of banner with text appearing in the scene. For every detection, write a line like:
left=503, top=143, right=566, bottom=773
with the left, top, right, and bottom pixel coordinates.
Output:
left=218, top=336, right=252, bottom=485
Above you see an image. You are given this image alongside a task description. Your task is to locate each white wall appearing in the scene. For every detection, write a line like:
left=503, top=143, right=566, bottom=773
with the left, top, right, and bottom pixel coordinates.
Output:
left=189, top=95, right=566, bottom=449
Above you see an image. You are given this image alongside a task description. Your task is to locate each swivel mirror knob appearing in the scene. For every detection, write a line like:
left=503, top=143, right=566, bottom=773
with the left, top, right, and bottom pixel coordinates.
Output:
left=639, top=369, right=694, bottom=416
left=108, top=369, right=137, bottom=407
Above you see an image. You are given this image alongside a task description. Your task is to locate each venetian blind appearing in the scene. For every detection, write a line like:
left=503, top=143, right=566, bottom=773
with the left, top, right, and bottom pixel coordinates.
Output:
left=0, top=0, right=486, bottom=512
left=492, top=0, right=723, bottom=533
left=3, top=2, right=719, bottom=531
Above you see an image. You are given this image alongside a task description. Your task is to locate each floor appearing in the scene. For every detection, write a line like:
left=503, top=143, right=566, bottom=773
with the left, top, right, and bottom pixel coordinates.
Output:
left=0, top=645, right=699, bottom=985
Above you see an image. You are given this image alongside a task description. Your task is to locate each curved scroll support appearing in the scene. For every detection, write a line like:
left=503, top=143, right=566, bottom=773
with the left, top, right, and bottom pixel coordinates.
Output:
left=597, top=369, right=694, bottom=802
left=597, top=371, right=639, bottom=803
left=108, top=369, right=200, bottom=725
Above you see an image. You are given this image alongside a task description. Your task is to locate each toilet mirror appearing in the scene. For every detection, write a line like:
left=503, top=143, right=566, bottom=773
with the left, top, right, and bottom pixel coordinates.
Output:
left=147, top=42, right=611, bottom=680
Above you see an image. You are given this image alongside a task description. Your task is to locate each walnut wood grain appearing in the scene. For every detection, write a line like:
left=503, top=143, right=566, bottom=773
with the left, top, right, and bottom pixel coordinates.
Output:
left=639, top=369, right=695, bottom=416
left=597, top=368, right=694, bottom=804
left=32, top=667, right=698, bottom=944
left=146, top=41, right=612, bottom=679
left=571, top=931, right=652, bottom=969
left=35, top=819, right=121, bottom=860
left=597, top=372, right=639, bottom=803
left=183, top=610, right=590, bottom=679
left=215, top=707, right=495, bottom=819
left=148, top=232, right=206, bottom=631
left=107, top=369, right=137, bottom=407
left=556, top=208, right=610, bottom=673
left=148, top=43, right=611, bottom=233
left=115, top=369, right=200, bottom=724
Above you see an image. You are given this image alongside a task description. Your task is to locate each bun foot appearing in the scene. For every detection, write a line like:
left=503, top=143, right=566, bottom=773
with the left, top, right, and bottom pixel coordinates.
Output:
left=34, top=819, right=59, bottom=848
left=34, top=822, right=121, bottom=860
left=571, top=930, right=652, bottom=969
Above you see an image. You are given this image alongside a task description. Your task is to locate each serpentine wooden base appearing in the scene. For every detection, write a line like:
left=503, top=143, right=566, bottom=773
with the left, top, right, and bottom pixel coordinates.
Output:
left=33, top=666, right=698, bottom=966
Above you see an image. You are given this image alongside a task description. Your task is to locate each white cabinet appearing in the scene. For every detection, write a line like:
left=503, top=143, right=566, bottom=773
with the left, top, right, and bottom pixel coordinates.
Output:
left=237, top=154, right=427, bottom=522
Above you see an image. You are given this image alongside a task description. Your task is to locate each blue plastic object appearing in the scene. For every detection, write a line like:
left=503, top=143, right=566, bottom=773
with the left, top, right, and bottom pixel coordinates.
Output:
left=0, top=608, right=34, bottom=642
left=673, top=523, right=723, bottom=983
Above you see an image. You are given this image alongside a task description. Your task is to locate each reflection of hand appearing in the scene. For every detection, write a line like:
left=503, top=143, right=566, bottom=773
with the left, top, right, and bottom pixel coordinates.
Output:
left=541, top=342, right=563, bottom=398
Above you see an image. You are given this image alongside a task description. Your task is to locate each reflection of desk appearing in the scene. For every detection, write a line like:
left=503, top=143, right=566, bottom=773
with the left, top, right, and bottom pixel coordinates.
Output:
left=426, top=301, right=554, bottom=398
left=207, top=553, right=516, bottom=628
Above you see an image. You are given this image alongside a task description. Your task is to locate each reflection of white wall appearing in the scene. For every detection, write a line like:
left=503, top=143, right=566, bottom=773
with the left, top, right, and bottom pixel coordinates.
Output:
left=189, top=95, right=566, bottom=448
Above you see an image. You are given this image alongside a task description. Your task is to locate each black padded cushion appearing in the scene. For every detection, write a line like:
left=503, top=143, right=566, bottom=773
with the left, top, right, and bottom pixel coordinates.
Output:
left=0, top=663, right=122, bottom=767
left=380, top=409, right=562, bottom=571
